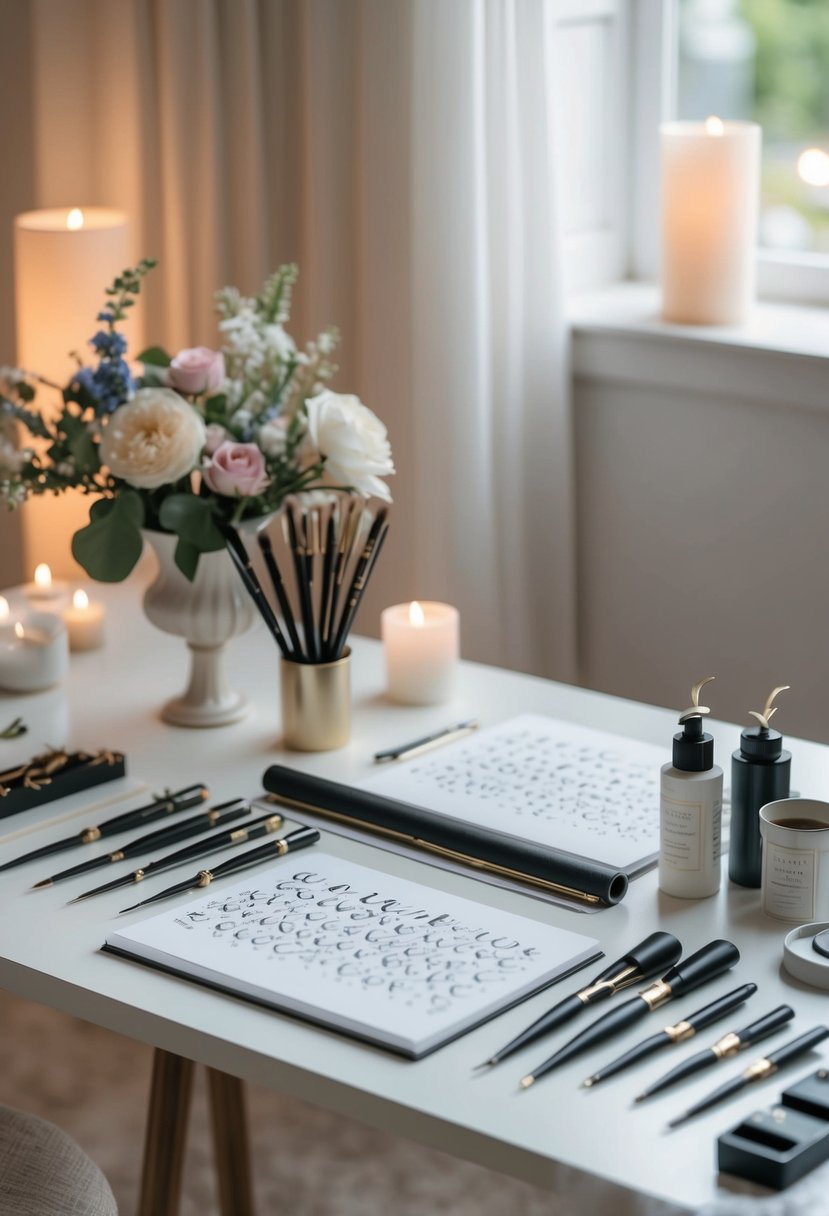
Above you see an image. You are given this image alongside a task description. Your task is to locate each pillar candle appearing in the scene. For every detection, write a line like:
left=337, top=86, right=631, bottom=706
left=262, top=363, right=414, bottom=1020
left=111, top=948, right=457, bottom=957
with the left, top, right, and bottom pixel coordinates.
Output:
left=0, top=612, right=69, bottom=692
left=381, top=601, right=459, bottom=705
left=63, top=589, right=106, bottom=652
left=14, top=206, right=130, bottom=578
left=660, top=118, right=761, bottom=325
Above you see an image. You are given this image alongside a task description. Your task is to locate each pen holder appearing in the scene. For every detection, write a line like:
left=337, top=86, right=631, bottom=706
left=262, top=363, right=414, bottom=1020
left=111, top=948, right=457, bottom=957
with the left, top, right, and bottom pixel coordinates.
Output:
left=280, top=649, right=351, bottom=752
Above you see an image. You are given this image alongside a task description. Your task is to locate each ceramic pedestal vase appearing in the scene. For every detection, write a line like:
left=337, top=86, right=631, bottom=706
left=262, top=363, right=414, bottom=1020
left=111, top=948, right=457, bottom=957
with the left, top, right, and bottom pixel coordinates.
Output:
left=142, top=530, right=254, bottom=728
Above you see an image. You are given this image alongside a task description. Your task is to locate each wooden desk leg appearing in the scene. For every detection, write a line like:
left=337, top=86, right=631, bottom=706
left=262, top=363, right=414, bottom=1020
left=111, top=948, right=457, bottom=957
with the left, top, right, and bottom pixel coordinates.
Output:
left=138, top=1048, right=195, bottom=1216
left=207, top=1067, right=256, bottom=1216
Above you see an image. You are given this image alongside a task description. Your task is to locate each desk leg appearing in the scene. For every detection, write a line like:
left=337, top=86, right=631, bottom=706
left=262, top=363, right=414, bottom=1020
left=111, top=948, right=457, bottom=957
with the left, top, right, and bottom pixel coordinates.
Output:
left=138, top=1048, right=195, bottom=1216
left=207, top=1067, right=256, bottom=1216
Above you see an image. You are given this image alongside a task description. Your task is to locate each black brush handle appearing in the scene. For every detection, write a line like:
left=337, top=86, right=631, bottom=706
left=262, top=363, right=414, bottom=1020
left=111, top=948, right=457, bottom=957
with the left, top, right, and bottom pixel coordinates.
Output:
left=662, top=940, right=740, bottom=998
left=684, top=983, right=757, bottom=1033
left=767, top=1026, right=829, bottom=1067
left=594, top=932, right=682, bottom=984
left=98, top=784, right=208, bottom=835
left=736, top=1005, right=795, bottom=1048
left=210, top=826, right=320, bottom=878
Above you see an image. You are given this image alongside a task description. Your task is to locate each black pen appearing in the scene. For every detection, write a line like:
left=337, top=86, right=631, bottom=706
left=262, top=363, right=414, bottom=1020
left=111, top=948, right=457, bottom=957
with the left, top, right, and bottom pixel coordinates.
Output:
left=582, top=983, right=757, bottom=1088
left=374, top=720, right=481, bottom=764
left=519, top=939, right=741, bottom=1090
left=119, top=826, right=321, bottom=912
left=668, top=1026, right=829, bottom=1129
left=0, top=783, right=208, bottom=873
left=634, top=1004, right=794, bottom=1102
left=478, top=932, right=682, bottom=1069
left=34, top=799, right=251, bottom=889
left=78, top=809, right=286, bottom=906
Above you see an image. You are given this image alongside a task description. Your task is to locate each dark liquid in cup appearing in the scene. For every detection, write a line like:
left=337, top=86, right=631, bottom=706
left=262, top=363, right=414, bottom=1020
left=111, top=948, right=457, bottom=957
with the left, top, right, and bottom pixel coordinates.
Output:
left=770, top=818, right=829, bottom=831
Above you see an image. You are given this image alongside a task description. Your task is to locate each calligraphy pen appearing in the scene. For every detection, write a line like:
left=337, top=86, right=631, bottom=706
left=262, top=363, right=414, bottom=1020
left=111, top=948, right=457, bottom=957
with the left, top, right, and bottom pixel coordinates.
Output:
left=76, top=809, right=287, bottom=907
left=582, top=983, right=757, bottom=1088
left=118, top=826, right=321, bottom=912
left=33, top=798, right=251, bottom=890
left=667, top=1025, right=829, bottom=1129
left=634, top=1004, right=795, bottom=1102
left=518, top=939, right=740, bottom=1089
left=0, top=783, right=209, bottom=874
left=477, top=931, right=682, bottom=1070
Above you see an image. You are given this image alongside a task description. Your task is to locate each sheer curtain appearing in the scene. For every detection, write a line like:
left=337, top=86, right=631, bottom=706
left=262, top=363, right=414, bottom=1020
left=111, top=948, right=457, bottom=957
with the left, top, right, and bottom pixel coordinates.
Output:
left=3, top=0, right=577, bottom=683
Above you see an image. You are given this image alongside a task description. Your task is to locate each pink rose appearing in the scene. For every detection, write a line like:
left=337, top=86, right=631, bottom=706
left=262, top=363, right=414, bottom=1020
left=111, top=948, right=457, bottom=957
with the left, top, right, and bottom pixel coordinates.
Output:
left=168, top=347, right=225, bottom=395
left=204, top=423, right=228, bottom=455
left=203, top=441, right=269, bottom=498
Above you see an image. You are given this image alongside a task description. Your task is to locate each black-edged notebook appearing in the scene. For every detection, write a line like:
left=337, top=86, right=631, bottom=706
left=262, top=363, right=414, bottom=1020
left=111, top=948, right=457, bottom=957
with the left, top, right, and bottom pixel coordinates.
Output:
left=104, top=850, right=600, bottom=1058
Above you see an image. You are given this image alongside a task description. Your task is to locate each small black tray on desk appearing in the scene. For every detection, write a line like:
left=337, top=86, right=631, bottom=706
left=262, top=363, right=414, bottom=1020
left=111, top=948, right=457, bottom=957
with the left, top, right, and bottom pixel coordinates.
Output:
left=718, top=1069, right=829, bottom=1190
left=0, top=748, right=126, bottom=820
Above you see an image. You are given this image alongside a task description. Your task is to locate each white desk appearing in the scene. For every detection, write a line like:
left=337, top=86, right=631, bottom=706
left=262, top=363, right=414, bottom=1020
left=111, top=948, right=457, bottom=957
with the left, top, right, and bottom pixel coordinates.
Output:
left=1, top=582, right=828, bottom=1214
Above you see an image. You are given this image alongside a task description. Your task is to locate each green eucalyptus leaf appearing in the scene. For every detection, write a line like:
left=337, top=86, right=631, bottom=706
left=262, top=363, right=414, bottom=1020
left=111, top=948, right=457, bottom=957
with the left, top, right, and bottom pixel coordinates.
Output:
left=173, top=538, right=201, bottom=581
left=71, top=491, right=145, bottom=582
left=136, top=346, right=171, bottom=368
left=158, top=493, right=225, bottom=553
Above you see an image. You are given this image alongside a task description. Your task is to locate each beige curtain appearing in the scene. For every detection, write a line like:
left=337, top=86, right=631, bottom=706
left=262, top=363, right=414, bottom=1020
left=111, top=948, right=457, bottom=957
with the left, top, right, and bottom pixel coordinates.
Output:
left=0, top=0, right=577, bottom=683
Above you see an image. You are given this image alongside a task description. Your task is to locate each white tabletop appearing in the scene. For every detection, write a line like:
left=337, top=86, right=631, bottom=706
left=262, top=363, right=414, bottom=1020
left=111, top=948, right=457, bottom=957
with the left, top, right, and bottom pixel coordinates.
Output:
left=1, top=578, right=828, bottom=1214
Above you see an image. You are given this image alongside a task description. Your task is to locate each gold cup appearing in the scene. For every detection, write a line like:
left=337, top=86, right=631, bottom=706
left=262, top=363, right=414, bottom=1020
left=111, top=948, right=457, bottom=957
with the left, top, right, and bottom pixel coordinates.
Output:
left=280, top=649, right=351, bottom=751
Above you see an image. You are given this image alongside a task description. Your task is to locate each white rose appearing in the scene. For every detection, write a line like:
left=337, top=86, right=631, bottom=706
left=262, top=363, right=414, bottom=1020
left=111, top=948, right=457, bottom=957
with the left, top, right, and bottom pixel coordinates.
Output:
left=99, top=388, right=206, bottom=490
left=304, top=390, right=394, bottom=502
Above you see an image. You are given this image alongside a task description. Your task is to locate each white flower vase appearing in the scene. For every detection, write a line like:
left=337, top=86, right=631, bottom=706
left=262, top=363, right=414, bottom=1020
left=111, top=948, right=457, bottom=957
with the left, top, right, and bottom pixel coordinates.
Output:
left=142, top=530, right=254, bottom=728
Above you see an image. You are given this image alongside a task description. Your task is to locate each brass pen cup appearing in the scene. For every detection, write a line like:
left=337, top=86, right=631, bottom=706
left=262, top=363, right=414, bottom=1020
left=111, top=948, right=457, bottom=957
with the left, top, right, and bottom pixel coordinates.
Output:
left=280, top=649, right=351, bottom=751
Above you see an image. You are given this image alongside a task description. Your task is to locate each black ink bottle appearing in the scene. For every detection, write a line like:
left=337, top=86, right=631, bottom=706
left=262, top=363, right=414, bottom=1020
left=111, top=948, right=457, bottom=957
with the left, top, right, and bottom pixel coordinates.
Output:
left=729, top=685, right=792, bottom=888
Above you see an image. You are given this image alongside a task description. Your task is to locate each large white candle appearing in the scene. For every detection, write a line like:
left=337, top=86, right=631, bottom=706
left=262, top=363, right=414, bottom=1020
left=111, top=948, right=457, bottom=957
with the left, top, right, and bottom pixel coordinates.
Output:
left=0, top=612, right=69, bottom=692
left=381, top=601, right=459, bottom=705
left=14, top=206, right=130, bottom=577
left=661, top=118, right=761, bottom=325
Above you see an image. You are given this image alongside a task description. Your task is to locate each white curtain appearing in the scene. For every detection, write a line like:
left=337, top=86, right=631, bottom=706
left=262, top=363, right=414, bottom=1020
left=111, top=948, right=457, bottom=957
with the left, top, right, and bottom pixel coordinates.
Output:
left=5, top=0, right=577, bottom=683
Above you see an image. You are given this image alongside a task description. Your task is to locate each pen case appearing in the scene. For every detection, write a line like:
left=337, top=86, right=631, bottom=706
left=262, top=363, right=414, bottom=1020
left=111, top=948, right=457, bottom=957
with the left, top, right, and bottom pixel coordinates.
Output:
left=717, top=1069, right=829, bottom=1190
left=0, top=748, right=127, bottom=820
left=261, top=764, right=628, bottom=906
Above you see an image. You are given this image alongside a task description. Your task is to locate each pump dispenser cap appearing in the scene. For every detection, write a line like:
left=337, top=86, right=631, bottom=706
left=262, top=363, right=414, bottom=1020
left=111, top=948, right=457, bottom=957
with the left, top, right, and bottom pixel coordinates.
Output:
left=741, top=686, right=790, bottom=761
left=673, top=677, right=716, bottom=772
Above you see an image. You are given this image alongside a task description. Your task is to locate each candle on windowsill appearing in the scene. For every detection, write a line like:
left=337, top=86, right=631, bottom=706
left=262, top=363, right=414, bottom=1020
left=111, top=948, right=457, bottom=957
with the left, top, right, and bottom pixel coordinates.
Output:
left=63, top=589, right=105, bottom=652
left=0, top=612, right=69, bottom=692
left=660, top=117, right=761, bottom=326
left=381, top=601, right=460, bottom=705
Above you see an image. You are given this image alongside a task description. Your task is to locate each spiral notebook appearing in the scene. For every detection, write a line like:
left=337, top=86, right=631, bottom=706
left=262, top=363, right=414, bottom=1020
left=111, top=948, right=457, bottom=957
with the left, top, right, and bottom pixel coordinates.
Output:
left=104, top=851, right=600, bottom=1057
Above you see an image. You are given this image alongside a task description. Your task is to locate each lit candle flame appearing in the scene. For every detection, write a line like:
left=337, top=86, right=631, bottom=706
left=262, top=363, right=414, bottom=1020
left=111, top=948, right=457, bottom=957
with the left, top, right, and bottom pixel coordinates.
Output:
left=34, top=563, right=52, bottom=590
left=73, top=589, right=89, bottom=611
left=797, top=147, right=829, bottom=187
left=0, top=596, right=8, bottom=622
left=409, top=600, right=425, bottom=627
left=705, top=116, right=725, bottom=137
left=14, top=622, right=24, bottom=641
left=66, top=208, right=84, bottom=230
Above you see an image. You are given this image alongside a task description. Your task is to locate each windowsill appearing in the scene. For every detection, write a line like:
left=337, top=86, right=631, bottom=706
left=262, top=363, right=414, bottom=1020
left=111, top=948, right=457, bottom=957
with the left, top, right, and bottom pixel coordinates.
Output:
left=568, top=282, right=829, bottom=409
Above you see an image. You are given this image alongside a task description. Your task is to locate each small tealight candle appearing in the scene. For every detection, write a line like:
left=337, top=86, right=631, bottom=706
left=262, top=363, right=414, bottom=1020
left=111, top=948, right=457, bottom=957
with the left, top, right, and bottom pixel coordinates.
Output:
left=0, top=611, right=69, bottom=692
left=26, top=563, right=67, bottom=603
left=0, top=596, right=13, bottom=640
left=63, top=589, right=106, bottom=652
left=381, top=600, right=460, bottom=705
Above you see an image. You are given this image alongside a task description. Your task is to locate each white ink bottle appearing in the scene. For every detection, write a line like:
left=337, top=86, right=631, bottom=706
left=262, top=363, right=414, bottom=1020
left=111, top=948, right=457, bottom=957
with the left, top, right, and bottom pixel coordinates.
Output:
left=659, top=676, right=723, bottom=899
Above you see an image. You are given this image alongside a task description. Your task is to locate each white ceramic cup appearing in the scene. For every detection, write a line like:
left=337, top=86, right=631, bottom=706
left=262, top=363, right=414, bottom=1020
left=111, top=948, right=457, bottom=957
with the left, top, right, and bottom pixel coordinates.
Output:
left=759, top=798, right=829, bottom=923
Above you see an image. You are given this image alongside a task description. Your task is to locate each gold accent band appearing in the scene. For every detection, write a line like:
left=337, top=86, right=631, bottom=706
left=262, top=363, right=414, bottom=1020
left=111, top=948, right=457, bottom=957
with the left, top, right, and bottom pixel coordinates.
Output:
left=109, top=850, right=125, bottom=863
left=81, top=827, right=102, bottom=844
left=208, top=810, right=220, bottom=825
left=577, top=962, right=640, bottom=1004
left=664, top=1020, right=694, bottom=1043
left=711, top=1032, right=741, bottom=1059
left=639, top=978, right=673, bottom=1010
left=265, top=815, right=284, bottom=833
left=133, top=870, right=145, bottom=883
left=743, top=1058, right=776, bottom=1082
left=277, top=839, right=289, bottom=856
left=230, top=829, right=249, bottom=842
left=270, top=794, right=602, bottom=905
left=196, top=870, right=214, bottom=888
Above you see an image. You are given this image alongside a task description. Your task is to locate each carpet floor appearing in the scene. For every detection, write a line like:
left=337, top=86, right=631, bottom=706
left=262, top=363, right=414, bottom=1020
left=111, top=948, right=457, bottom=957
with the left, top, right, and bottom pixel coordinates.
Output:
left=0, top=990, right=672, bottom=1215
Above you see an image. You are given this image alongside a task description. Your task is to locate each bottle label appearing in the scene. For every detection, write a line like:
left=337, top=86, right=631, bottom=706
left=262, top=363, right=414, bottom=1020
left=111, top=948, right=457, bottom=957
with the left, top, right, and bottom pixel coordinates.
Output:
left=660, top=792, right=722, bottom=872
left=762, top=843, right=816, bottom=921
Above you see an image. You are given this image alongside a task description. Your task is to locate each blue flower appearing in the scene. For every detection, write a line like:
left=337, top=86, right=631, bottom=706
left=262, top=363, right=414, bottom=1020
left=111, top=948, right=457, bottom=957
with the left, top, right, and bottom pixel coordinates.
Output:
left=89, top=330, right=127, bottom=358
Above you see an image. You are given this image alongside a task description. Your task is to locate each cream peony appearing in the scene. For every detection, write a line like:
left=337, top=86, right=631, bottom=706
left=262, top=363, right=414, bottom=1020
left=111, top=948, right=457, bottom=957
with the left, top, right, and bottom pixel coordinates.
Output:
left=99, top=388, right=206, bottom=490
left=304, top=390, right=394, bottom=502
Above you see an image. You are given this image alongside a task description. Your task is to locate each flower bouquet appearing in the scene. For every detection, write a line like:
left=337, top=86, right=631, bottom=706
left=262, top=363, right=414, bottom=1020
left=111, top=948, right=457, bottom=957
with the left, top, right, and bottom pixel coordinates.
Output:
left=0, top=260, right=394, bottom=582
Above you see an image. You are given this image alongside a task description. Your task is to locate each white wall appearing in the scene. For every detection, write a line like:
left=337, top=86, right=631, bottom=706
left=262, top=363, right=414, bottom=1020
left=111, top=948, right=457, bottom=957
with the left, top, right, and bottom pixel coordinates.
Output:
left=574, top=357, right=829, bottom=744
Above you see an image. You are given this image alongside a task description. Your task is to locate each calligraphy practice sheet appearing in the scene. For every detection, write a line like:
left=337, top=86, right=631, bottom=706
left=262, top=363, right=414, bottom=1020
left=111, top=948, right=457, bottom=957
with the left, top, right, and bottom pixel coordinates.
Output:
left=105, top=851, right=599, bottom=1056
left=361, top=715, right=665, bottom=871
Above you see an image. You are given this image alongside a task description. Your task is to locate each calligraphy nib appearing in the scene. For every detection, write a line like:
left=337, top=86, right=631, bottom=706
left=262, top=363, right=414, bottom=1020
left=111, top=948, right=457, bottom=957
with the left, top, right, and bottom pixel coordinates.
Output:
left=472, top=1058, right=498, bottom=1071
left=31, top=878, right=52, bottom=890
